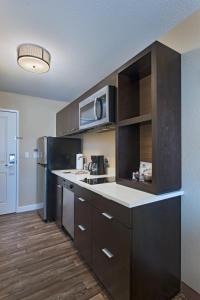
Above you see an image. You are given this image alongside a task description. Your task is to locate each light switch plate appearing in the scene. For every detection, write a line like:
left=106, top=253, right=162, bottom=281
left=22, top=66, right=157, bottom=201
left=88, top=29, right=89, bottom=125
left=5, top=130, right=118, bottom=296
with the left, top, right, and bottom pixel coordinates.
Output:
left=25, top=152, right=29, bottom=159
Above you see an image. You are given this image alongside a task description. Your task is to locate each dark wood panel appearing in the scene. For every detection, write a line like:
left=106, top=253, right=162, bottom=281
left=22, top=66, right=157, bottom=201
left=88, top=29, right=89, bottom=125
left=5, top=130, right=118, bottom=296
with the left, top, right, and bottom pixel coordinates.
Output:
left=116, top=124, right=140, bottom=180
left=131, top=197, right=181, bottom=300
left=92, top=207, right=131, bottom=300
left=116, top=41, right=181, bottom=195
left=117, top=113, right=152, bottom=127
left=75, top=184, right=132, bottom=228
left=140, top=74, right=152, bottom=115
left=74, top=195, right=92, bottom=265
left=152, top=42, right=181, bottom=194
left=117, top=74, right=139, bottom=121
left=140, top=122, right=152, bottom=162
left=56, top=108, right=65, bottom=137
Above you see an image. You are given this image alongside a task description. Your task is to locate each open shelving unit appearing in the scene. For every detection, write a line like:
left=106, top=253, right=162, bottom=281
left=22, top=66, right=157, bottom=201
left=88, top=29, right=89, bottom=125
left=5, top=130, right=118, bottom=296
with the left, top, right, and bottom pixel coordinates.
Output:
left=116, top=42, right=181, bottom=194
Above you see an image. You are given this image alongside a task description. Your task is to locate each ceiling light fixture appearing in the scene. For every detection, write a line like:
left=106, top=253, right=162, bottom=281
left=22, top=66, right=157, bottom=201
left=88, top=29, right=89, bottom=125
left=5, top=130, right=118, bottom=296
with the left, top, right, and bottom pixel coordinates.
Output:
left=17, top=44, right=51, bottom=73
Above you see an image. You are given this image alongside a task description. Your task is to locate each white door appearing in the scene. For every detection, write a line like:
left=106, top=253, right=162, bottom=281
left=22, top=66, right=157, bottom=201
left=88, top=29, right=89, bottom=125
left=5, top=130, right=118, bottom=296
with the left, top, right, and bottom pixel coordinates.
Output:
left=0, top=110, right=17, bottom=214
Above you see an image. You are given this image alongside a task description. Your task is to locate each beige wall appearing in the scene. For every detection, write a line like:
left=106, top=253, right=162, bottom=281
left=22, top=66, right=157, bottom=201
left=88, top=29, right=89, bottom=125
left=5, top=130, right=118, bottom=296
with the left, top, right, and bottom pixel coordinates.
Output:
left=82, top=130, right=116, bottom=169
left=160, top=10, right=200, bottom=294
left=0, top=91, right=66, bottom=207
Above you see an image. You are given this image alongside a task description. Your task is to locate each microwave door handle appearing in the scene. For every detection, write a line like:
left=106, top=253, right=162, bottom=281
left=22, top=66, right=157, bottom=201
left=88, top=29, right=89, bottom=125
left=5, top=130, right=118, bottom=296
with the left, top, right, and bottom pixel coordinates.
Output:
left=94, top=97, right=98, bottom=120
left=94, top=97, right=103, bottom=121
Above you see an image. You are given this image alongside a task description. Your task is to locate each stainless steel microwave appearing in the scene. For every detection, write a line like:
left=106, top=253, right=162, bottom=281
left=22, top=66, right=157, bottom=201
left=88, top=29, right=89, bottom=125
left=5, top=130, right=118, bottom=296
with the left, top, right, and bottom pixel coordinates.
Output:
left=79, top=85, right=115, bottom=130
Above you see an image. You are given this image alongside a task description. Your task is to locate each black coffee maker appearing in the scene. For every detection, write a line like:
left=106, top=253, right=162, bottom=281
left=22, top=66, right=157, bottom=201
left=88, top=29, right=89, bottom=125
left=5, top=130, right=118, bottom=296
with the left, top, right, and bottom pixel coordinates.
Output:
left=88, top=155, right=105, bottom=175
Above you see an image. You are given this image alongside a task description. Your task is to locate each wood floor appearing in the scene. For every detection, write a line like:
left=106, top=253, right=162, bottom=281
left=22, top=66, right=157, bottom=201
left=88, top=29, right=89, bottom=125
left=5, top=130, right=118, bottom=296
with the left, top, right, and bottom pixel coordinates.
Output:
left=0, top=212, right=186, bottom=300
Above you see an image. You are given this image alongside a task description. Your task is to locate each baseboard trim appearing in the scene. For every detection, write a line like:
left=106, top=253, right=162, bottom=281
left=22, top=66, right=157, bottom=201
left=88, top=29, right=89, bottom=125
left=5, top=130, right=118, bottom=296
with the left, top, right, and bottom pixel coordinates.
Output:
left=181, top=282, right=200, bottom=300
left=17, top=203, right=43, bottom=213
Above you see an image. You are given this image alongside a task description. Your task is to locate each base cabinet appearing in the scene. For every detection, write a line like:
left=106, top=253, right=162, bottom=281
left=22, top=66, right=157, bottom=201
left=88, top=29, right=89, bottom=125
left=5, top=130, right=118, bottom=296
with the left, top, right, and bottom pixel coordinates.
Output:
left=74, top=195, right=92, bottom=265
left=92, top=207, right=130, bottom=300
left=73, top=185, right=181, bottom=300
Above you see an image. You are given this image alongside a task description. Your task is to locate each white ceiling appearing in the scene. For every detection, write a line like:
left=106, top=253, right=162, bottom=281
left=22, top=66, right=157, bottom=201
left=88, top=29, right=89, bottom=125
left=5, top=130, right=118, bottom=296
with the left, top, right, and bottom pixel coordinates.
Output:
left=0, top=0, right=200, bottom=102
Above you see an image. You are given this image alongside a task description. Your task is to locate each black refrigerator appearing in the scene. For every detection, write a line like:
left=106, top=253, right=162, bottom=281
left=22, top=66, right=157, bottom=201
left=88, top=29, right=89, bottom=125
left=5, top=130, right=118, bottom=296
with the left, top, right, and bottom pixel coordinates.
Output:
left=37, top=136, right=81, bottom=221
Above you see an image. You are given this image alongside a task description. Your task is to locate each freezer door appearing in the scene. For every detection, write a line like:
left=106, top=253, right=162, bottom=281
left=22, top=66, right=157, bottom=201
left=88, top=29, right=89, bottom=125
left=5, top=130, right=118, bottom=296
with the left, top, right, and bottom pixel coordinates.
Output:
left=47, top=137, right=81, bottom=170
left=37, top=137, right=47, bottom=165
left=37, top=163, right=47, bottom=220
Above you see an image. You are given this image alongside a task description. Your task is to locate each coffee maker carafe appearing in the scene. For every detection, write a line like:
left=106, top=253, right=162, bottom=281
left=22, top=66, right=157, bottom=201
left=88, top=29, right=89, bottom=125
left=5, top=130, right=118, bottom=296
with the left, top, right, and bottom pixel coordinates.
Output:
left=88, top=155, right=105, bottom=175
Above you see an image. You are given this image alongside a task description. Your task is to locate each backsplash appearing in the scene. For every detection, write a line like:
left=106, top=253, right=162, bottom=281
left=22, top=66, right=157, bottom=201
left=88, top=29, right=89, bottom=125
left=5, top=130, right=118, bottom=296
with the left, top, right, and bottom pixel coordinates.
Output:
left=82, top=130, right=116, bottom=169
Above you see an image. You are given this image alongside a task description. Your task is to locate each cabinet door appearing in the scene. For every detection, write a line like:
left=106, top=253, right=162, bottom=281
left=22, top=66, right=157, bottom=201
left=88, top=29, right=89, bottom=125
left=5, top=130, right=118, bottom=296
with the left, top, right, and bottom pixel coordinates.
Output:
left=74, top=195, right=92, bottom=265
left=56, top=180, right=63, bottom=228
left=92, top=207, right=131, bottom=300
left=71, top=101, right=79, bottom=132
left=62, top=106, right=71, bottom=135
left=56, top=109, right=65, bottom=137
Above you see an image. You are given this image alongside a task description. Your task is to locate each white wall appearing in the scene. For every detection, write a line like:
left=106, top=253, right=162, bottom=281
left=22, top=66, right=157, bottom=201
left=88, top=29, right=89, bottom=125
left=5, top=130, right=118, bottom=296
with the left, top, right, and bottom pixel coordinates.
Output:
left=181, top=49, right=200, bottom=293
left=0, top=91, right=66, bottom=207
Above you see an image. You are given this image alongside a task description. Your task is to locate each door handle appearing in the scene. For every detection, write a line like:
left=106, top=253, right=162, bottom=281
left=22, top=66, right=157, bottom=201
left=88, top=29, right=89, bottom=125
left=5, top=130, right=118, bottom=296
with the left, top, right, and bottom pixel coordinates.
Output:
left=78, top=197, right=85, bottom=202
left=102, top=212, right=113, bottom=220
left=102, top=248, right=114, bottom=259
left=78, top=225, right=86, bottom=231
left=4, top=164, right=14, bottom=167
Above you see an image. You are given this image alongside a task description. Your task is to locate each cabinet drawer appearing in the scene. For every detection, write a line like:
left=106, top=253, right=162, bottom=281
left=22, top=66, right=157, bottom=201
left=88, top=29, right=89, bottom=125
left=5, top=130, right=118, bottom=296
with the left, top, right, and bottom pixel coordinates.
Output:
left=93, top=207, right=131, bottom=252
left=92, top=207, right=130, bottom=300
left=93, top=241, right=130, bottom=300
left=75, top=184, right=132, bottom=228
left=74, top=196, right=92, bottom=265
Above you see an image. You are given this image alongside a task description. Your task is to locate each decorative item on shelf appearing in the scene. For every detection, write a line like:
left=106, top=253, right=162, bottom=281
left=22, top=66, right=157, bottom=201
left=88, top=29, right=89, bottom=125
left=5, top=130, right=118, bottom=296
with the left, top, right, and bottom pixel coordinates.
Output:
left=139, top=161, right=152, bottom=182
left=132, top=171, right=140, bottom=181
left=132, top=161, right=152, bottom=183
left=143, top=172, right=152, bottom=182
left=17, top=44, right=51, bottom=73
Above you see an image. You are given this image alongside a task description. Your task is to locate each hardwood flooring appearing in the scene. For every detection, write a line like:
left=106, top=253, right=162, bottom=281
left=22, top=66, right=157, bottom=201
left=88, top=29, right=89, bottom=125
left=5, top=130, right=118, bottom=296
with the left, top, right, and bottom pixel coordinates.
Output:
left=0, top=212, right=186, bottom=300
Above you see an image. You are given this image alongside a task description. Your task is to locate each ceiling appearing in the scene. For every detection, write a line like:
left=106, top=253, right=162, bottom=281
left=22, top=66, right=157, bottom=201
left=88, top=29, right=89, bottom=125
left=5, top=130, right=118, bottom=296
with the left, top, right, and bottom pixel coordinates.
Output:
left=0, top=0, right=200, bottom=102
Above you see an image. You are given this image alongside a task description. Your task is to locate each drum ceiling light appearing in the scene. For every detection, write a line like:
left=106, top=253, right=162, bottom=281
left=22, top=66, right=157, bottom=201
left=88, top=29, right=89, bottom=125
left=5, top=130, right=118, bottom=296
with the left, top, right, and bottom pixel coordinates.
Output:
left=17, top=44, right=51, bottom=73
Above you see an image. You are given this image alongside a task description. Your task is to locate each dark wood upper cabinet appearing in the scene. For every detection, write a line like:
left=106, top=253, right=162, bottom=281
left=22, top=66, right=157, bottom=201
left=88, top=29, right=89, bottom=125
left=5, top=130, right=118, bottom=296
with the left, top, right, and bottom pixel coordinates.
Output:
left=56, top=72, right=117, bottom=136
left=56, top=108, right=65, bottom=137
left=116, top=41, right=181, bottom=194
left=56, top=101, right=79, bottom=136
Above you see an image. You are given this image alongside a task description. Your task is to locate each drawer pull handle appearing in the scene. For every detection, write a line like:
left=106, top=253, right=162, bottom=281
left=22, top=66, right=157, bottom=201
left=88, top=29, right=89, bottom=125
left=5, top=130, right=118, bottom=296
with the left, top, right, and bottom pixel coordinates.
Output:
left=78, top=225, right=86, bottom=231
left=78, top=197, right=86, bottom=202
left=57, top=184, right=61, bottom=188
left=102, top=248, right=114, bottom=259
left=102, top=212, right=113, bottom=220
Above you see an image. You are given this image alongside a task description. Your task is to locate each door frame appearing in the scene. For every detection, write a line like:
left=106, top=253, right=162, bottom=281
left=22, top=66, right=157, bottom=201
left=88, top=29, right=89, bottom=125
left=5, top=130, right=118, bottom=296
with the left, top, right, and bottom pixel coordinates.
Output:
left=0, top=108, right=19, bottom=212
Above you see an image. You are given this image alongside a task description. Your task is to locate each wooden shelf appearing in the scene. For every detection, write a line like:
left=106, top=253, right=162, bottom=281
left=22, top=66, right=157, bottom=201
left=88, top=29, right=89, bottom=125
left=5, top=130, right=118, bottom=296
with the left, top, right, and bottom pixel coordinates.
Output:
left=116, top=42, right=181, bottom=195
left=116, top=178, right=154, bottom=194
left=117, top=113, right=152, bottom=127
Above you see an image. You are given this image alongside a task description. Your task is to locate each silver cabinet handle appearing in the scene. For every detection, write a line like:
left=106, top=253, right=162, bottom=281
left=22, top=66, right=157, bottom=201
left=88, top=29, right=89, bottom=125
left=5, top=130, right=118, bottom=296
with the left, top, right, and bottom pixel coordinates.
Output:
left=78, top=197, right=86, bottom=202
left=102, top=212, right=113, bottom=220
left=78, top=225, right=86, bottom=231
left=102, top=248, right=114, bottom=259
left=57, top=184, right=61, bottom=188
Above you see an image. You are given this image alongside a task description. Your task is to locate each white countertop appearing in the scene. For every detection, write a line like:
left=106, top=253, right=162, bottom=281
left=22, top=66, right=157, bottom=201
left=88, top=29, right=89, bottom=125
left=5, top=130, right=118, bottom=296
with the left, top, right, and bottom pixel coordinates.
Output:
left=52, top=169, right=184, bottom=208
